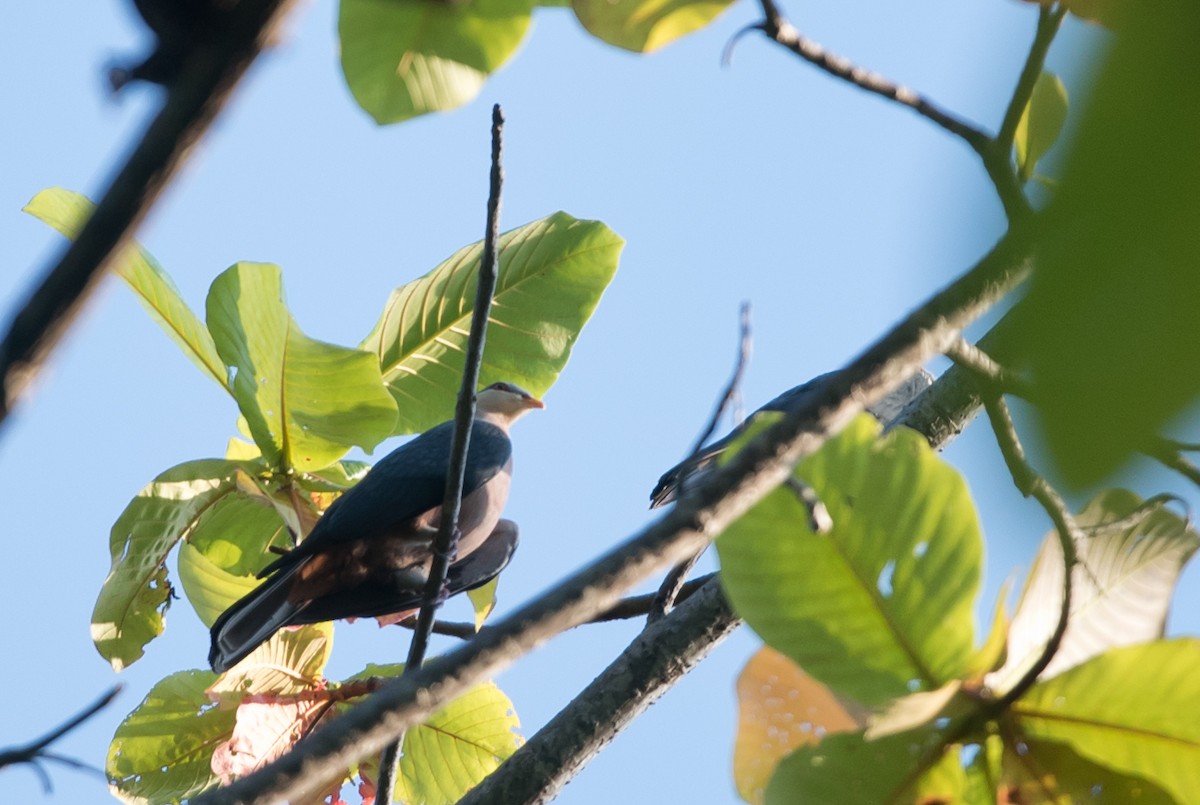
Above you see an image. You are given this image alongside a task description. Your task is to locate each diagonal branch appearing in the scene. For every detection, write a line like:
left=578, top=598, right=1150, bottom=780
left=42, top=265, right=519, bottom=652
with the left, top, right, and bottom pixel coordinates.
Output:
left=0, top=0, right=297, bottom=434
left=0, top=685, right=122, bottom=791
left=190, top=229, right=1030, bottom=805
left=375, top=104, right=507, bottom=804
left=996, top=4, right=1069, bottom=153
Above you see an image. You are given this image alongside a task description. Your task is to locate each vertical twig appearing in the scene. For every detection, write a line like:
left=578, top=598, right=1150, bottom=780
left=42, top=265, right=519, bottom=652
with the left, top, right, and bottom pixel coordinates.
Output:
left=374, top=104, right=506, bottom=804
left=648, top=303, right=752, bottom=622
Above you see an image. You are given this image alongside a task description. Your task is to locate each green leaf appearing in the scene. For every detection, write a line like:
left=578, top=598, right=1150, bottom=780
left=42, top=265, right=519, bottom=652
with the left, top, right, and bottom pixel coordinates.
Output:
left=987, top=490, right=1198, bottom=694
left=93, top=459, right=251, bottom=670
left=466, top=576, right=500, bottom=631
left=1013, top=639, right=1200, bottom=805
left=1014, top=71, right=1069, bottom=182
left=177, top=492, right=290, bottom=627
left=571, top=0, right=735, bottom=52
left=339, top=0, right=533, bottom=124
left=344, top=664, right=523, bottom=803
left=22, top=188, right=227, bottom=390
left=206, top=262, right=398, bottom=472
left=717, top=415, right=983, bottom=707
left=107, top=670, right=232, bottom=804
left=1011, top=0, right=1200, bottom=485
left=362, top=213, right=622, bottom=433
left=765, top=728, right=955, bottom=805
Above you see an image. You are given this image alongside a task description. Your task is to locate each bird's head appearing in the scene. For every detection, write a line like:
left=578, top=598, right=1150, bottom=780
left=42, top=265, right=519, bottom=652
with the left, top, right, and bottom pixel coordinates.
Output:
left=477, top=381, right=545, bottom=427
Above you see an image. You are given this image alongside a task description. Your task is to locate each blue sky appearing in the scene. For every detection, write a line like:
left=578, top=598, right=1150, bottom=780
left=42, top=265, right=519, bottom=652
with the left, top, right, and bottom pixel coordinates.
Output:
left=2, top=1, right=1194, bottom=803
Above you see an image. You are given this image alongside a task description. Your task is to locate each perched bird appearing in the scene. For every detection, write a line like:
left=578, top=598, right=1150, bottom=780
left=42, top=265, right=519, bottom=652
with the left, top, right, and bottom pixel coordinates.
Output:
left=209, top=381, right=543, bottom=673
left=649, top=370, right=933, bottom=508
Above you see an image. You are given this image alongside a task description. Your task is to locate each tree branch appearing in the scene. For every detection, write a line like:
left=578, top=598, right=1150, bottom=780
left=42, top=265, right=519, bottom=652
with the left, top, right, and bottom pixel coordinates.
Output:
left=190, top=229, right=1028, bottom=805
left=375, top=104, right=506, bottom=804
left=458, top=579, right=740, bottom=805
left=0, top=0, right=297, bottom=433
left=0, top=685, right=122, bottom=791
left=996, top=5, right=1069, bottom=153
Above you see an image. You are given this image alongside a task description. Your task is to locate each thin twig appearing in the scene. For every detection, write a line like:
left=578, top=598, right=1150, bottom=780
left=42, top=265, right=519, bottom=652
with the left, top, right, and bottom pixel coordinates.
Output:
left=0, top=685, right=122, bottom=790
left=0, top=0, right=296, bottom=434
left=190, top=230, right=1029, bottom=805
left=995, top=5, right=1069, bottom=153
left=649, top=304, right=752, bottom=622
left=1144, top=436, right=1200, bottom=491
left=375, top=104, right=506, bottom=804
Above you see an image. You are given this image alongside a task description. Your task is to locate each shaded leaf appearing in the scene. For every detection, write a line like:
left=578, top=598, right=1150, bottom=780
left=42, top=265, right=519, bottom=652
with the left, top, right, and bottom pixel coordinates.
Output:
left=1018, top=0, right=1122, bottom=27
left=1012, top=0, right=1200, bottom=484
left=93, top=460, right=250, bottom=670
left=987, top=490, right=1198, bottom=694
left=1013, top=639, right=1200, bottom=805
left=23, top=188, right=228, bottom=390
left=206, top=262, right=398, bottom=472
left=362, top=213, right=622, bottom=433
left=107, top=670, right=231, bottom=804
left=339, top=0, right=533, bottom=124
left=718, top=415, right=982, bottom=707
left=734, top=646, right=865, bottom=805
left=571, top=0, right=736, bottom=53
left=1014, top=72, right=1068, bottom=182
left=211, top=698, right=332, bottom=786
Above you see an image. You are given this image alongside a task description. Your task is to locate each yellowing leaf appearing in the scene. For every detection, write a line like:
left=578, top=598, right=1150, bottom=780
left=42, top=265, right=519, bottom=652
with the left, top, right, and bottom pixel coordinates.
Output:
left=1014, top=71, right=1068, bottom=182
left=467, top=576, right=501, bottom=631
left=572, top=0, right=736, bottom=53
left=734, top=646, right=865, bottom=805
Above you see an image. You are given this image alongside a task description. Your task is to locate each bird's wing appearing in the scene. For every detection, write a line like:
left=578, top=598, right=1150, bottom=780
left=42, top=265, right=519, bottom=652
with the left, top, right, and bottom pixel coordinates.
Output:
left=259, top=420, right=512, bottom=575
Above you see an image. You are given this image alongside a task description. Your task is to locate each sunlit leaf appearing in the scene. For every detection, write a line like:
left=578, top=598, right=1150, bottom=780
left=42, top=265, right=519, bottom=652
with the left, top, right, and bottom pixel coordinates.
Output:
left=177, top=492, right=291, bottom=627
left=1013, top=0, right=1200, bottom=484
left=346, top=664, right=524, bottom=804
left=92, top=460, right=252, bottom=670
left=986, top=490, right=1198, bottom=694
left=734, top=646, right=865, bottom=805
left=865, top=681, right=965, bottom=741
left=339, top=0, right=533, bottom=124
left=207, top=623, right=334, bottom=700
left=963, top=581, right=1010, bottom=680
left=467, top=576, right=501, bottom=631
left=22, top=187, right=227, bottom=389
left=1013, top=639, right=1200, bottom=804
left=571, top=0, right=736, bottom=52
left=362, top=213, right=622, bottom=433
left=211, top=698, right=332, bottom=786
left=718, top=415, right=982, bottom=707
left=107, top=670, right=231, bottom=804
left=206, top=262, right=398, bottom=472
left=1014, top=71, right=1068, bottom=182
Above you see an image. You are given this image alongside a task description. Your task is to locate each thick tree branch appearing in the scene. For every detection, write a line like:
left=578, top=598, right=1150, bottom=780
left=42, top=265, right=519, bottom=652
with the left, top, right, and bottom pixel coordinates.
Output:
left=0, top=0, right=296, bottom=433
left=376, top=104, right=506, bottom=803
left=191, top=228, right=1030, bottom=805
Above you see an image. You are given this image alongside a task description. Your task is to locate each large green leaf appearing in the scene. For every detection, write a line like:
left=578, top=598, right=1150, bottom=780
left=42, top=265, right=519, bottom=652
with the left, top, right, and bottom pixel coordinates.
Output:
left=1013, top=639, right=1200, bottom=805
left=177, top=492, right=291, bottom=627
left=107, top=670, right=231, bottom=804
left=1014, top=71, right=1069, bottom=182
left=718, top=415, right=982, bottom=707
left=1012, top=0, right=1200, bottom=485
left=1002, top=738, right=1175, bottom=804
left=206, top=262, right=398, bottom=472
left=93, top=459, right=254, bottom=670
left=362, top=213, right=622, bottom=433
left=987, top=490, right=1198, bottom=694
left=571, top=0, right=736, bottom=52
left=345, top=664, right=523, bottom=803
left=22, top=187, right=227, bottom=389
left=340, top=0, right=533, bottom=124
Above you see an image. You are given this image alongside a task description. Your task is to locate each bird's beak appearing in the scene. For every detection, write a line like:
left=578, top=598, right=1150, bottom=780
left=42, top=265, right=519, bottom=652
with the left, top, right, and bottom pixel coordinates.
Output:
left=524, top=395, right=546, bottom=410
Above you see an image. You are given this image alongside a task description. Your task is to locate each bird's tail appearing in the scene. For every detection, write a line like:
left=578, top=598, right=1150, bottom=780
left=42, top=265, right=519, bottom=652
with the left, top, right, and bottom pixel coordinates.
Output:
left=209, top=565, right=307, bottom=673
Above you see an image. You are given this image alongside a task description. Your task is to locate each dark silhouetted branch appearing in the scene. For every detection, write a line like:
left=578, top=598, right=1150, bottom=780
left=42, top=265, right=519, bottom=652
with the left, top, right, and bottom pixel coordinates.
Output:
left=0, top=685, right=122, bottom=792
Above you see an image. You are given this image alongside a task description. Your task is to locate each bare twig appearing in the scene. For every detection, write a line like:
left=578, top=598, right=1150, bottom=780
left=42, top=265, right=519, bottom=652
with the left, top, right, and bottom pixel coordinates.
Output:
left=0, top=0, right=296, bottom=433
left=190, top=230, right=1028, bottom=805
left=0, top=685, right=122, bottom=791
left=649, top=303, right=752, bottom=622
left=375, top=104, right=507, bottom=804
